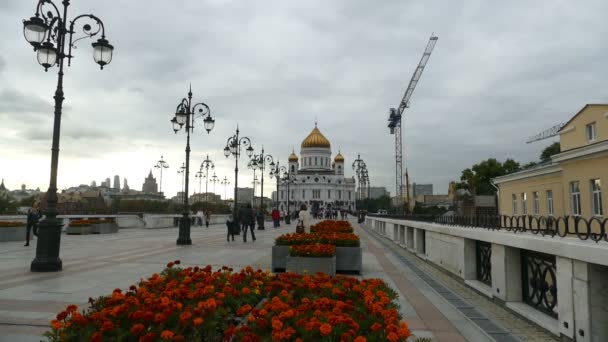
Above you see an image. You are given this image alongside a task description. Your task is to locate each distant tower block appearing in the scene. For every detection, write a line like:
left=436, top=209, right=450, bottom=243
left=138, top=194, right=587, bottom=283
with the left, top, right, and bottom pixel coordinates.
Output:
left=113, top=175, right=120, bottom=190
left=123, top=178, right=129, bottom=191
left=90, top=180, right=97, bottom=187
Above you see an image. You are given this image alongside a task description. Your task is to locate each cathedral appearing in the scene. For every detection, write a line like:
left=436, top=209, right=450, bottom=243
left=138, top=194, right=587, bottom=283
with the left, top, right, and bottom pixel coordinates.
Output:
left=275, top=124, right=356, bottom=214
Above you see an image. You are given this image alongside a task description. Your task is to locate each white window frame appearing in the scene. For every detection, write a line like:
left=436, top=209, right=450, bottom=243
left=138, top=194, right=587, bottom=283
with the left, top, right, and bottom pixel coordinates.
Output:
left=521, top=193, right=527, bottom=215
left=591, top=179, right=603, bottom=216
left=512, top=194, right=518, bottom=215
left=546, top=190, right=554, bottom=216
left=570, top=181, right=581, bottom=216
left=533, top=191, right=539, bottom=215
left=327, top=190, right=331, bottom=199
left=586, top=122, right=597, bottom=142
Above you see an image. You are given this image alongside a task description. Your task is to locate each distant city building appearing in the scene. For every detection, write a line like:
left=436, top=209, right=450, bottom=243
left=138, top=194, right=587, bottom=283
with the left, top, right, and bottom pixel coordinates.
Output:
left=123, top=178, right=129, bottom=192
left=236, top=187, right=254, bottom=205
left=191, top=192, right=221, bottom=203
left=105, top=178, right=111, bottom=187
left=90, top=180, right=97, bottom=187
left=113, top=175, right=120, bottom=191
left=142, top=171, right=159, bottom=194
left=413, top=183, right=433, bottom=197
left=368, top=187, right=389, bottom=199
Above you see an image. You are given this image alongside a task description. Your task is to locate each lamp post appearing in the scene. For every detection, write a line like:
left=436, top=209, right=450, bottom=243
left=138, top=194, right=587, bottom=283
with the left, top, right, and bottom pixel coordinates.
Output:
left=200, top=155, right=214, bottom=203
left=269, top=162, right=286, bottom=210
left=248, top=159, right=258, bottom=206
left=210, top=173, right=219, bottom=201
left=220, top=176, right=230, bottom=203
left=23, top=0, right=114, bottom=272
left=352, top=153, right=367, bottom=201
left=281, top=172, right=296, bottom=224
left=154, top=155, right=169, bottom=196
left=223, top=127, right=254, bottom=218
left=251, top=175, right=260, bottom=205
left=250, top=148, right=275, bottom=229
left=195, top=169, right=204, bottom=202
left=170, top=86, right=215, bottom=245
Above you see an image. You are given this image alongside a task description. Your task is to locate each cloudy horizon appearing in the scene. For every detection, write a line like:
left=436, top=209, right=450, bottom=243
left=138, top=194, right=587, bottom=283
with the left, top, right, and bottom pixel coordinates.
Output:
left=1, top=0, right=607, bottom=200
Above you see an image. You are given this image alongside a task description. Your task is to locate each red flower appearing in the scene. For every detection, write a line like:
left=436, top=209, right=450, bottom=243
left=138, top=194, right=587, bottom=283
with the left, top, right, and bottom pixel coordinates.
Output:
left=160, top=330, right=175, bottom=340
left=319, top=323, right=332, bottom=336
left=130, top=323, right=145, bottom=335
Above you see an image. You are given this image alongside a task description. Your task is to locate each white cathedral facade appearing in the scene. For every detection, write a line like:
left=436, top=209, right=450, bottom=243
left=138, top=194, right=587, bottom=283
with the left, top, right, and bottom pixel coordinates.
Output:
left=274, top=125, right=357, bottom=214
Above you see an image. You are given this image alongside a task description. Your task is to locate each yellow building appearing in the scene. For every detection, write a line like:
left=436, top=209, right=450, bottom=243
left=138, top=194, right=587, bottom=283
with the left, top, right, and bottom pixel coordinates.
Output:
left=493, top=104, right=608, bottom=219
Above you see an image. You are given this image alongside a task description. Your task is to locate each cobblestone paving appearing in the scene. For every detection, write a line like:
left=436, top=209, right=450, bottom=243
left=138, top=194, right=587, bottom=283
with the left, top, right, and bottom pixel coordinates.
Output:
left=359, top=223, right=559, bottom=342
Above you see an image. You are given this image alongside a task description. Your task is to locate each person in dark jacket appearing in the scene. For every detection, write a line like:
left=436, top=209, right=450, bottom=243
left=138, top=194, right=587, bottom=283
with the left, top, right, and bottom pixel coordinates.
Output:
left=226, top=214, right=237, bottom=242
left=25, top=200, right=41, bottom=247
left=239, top=204, right=256, bottom=242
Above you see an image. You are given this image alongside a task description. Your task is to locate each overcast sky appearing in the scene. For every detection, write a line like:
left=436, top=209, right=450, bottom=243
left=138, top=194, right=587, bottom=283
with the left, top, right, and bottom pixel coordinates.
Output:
left=1, top=0, right=607, bottom=200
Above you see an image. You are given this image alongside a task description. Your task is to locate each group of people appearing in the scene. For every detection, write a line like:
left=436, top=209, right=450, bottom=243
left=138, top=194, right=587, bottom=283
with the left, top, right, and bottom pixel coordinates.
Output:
left=226, top=203, right=262, bottom=242
left=312, top=208, right=348, bottom=220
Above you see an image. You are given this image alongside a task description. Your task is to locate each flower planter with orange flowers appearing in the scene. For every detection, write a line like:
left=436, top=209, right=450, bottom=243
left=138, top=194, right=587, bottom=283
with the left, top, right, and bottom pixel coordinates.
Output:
left=336, top=246, right=363, bottom=274
left=286, top=244, right=336, bottom=276
left=45, top=262, right=411, bottom=341
left=0, top=222, right=27, bottom=242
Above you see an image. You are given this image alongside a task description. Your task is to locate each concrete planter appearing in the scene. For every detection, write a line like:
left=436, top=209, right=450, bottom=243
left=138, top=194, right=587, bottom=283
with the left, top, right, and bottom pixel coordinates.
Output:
left=0, top=226, right=28, bottom=242
left=66, top=225, right=93, bottom=235
left=286, top=255, right=336, bottom=276
left=271, top=245, right=289, bottom=272
left=336, top=246, right=362, bottom=274
left=92, top=223, right=118, bottom=234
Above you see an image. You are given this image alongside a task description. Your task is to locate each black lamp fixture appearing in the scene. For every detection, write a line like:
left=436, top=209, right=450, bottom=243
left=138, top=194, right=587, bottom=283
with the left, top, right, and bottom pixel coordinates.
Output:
left=23, top=0, right=114, bottom=272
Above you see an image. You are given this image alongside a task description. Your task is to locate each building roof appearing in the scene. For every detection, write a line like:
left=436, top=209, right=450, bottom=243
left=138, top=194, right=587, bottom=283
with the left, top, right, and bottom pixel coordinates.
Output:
left=558, top=104, right=607, bottom=133
left=301, top=125, right=331, bottom=149
left=288, top=150, right=298, bottom=162
left=334, top=151, right=344, bottom=162
left=0, top=179, right=5, bottom=191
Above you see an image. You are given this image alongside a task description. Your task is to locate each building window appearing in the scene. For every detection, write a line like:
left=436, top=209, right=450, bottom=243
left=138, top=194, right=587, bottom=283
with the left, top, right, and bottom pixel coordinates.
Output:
left=591, top=179, right=603, bottom=216
left=586, top=122, right=596, bottom=142
left=521, top=193, right=527, bottom=215
left=328, top=190, right=331, bottom=199
left=512, top=194, right=518, bottom=215
left=280, top=190, right=284, bottom=199
left=302, top=190, right=305, bottom=198
left=338, top=190, right=342, bottom=199
left=348, top=191, right=351, bottom=200
left=291, top=191, right=294, bottom=199
left=546, top=190, right=554, bottom=216
left=570, top=181, right=581, bottom=216
left=313, top=190, right=320, bottom=199
left=533, top=192, right=539, bottom=215
left=290, top=165, right=295, bottom=173
left=314, top=157, right=317, bottom=166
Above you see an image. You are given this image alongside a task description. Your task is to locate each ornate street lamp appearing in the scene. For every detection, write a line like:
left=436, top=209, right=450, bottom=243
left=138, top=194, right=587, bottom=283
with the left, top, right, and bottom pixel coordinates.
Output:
left=249, top=147, right=275, bottom=229
left=352, top=153, right=367, bottom=201
left=220, top=176, right=230, bottom=203
left=170, top=86, right=214, bottom=245
left=224, top=127, right=253, bottom=217
left=269, top=162, right=286, bottom=211
left=195, top=169, right=204, bottom=201
left=154, top=155, right=169, bottom=196
left=280, top=171, right=296, bottom=224
left=210, top=172, right=219, bottom=198
left=177, top=163, right=185, bottom=201
left=251, top=175, right=260, bottom=205
left=23, top=0, right=114, bottom=272
left=200, top=155, right=214, bottom=203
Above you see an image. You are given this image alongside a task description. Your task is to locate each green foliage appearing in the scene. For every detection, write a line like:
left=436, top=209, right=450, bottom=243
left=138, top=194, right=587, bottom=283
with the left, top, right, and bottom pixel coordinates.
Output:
left=0, top=196, right=16, bottom=214
left=110, top=199, right=182, bottom=214
left=540, top=142, right=560, bottom=162
left=459, top=158, right=520, bottom=195
left=357, top=195, right=393, bottom=213
left=190, top=201, right=231, bottom=214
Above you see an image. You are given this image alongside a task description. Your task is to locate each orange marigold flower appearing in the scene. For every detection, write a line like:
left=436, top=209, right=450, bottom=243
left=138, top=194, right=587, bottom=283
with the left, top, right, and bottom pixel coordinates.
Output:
left=272, top=319, right=284, bottom=331
left=179, top=311, right=192, bottom=321
left=371, top=322, right=382, bottom=331
left=56, top=311, right=68, bottom=321
left=237, top=304, right=252, bottom=316
left=101, top=320, right=114, bottom=332
left=319, top=323, right=332, bottom=336
left=242, top=287, right=251, bottom=295
left=66, top=304, right=78, bottom=313
left=50, top=319, right=62, bottom=330
left=354, top=336, right=367, bottom=342
left=192, top=317, right=204, bottom=326
left=130, top=323, right=145, bottom=335
left=160, top=330, right=175, bottom=340
left=90, top=332, right=102, bottom=342
left=387, top=332, right=399, bottom=342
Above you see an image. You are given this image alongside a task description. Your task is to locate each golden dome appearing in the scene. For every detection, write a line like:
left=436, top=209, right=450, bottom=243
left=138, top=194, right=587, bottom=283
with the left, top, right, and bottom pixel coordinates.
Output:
left=288, top=151, right=298, bottom=162
left=301, top=126, right=331, bottom=149
left=334, top=152, right=344, bottom=162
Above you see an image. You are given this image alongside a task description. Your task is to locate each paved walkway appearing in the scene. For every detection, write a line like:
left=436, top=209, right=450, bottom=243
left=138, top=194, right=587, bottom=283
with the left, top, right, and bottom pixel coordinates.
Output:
left=0, top=219, right=558, bottom=341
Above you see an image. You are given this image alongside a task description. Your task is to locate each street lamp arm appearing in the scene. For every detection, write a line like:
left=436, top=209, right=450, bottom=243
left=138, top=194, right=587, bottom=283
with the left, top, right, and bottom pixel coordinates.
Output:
left=191, top=102, right=210, bottom=117
left=35, top=1, right=62, bottom=25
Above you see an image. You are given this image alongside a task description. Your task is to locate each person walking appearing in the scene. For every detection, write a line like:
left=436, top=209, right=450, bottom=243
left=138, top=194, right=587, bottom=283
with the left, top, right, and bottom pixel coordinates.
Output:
left=25, top=200, right=41, bottom=247
left=226, top=214, right=237, bottom=242
left=240, top=204, right=256, bottom=242
left=271, top=208, right=280, bottom=228
left=298, top=204, right=311, bottom=234
left=204, top=209, right=211, bottom=228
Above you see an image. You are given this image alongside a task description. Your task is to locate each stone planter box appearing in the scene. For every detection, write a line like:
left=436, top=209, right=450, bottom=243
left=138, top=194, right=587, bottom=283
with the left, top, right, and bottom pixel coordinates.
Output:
left=0, top=226, right=28, bottom=242
left=286, top=255, right=336, bottom=276
left=92, top=222, right=118, bottom=234
left=66, top=225, right=93, bottom=235
left=271, top=245, right=289, bottom=272
left=336, top=246, right=362, bottom=274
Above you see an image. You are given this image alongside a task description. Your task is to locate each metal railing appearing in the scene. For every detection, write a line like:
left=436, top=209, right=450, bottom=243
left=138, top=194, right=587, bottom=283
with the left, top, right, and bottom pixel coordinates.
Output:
left=367, top=214, right=608, bottom=243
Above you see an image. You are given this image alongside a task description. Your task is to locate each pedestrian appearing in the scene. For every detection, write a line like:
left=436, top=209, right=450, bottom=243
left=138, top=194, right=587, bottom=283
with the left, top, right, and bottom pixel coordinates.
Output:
left=298, top=204, right=311, bottom=234
left=271, top=208, right=280, bottom=228
left=226, top=214, right=237, bottom=242
left=240, top=203, right=256, bottom=242
left=25, top=200, right=41, bottom=247
left=204, top=209, right=211, bottom=228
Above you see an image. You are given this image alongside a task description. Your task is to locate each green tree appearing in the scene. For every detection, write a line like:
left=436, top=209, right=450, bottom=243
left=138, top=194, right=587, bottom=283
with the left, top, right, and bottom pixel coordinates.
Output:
left=540, top=142, right=560, bottom=162
left=459, top=158, right=520, bottom=195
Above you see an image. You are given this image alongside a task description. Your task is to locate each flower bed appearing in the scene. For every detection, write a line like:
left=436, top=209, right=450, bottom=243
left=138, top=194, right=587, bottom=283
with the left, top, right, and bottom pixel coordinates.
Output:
left=69, top=219, right=115, bottom=227
left=289, top=244, right=336, bottom=257
left=310, top=220, right=354, bottom=233
left=45, top=262, right=410, bottom=341
left=0, top=221, right=26, bottom=227
left=276, top=232, right=359, bottom=247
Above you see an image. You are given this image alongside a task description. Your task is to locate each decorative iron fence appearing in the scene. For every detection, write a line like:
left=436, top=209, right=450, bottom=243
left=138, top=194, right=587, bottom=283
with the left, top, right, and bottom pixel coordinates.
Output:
left=521, top=250, right=558, bottom=318
left=367, top=214, right=608, bottom=243
left=475, top=241, right=492, bottom=286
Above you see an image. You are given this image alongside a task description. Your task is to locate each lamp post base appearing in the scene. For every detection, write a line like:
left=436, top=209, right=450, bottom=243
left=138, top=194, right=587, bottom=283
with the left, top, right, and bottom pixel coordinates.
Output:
left=176, top=216, right=192, bottom=245
left=30, top=218, right=63, bottom=272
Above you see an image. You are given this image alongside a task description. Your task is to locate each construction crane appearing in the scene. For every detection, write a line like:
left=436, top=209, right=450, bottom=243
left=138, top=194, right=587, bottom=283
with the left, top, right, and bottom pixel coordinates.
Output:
left=526, top=122, right=566, bottom=144
left=388, top=34, right=438, bottom=213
